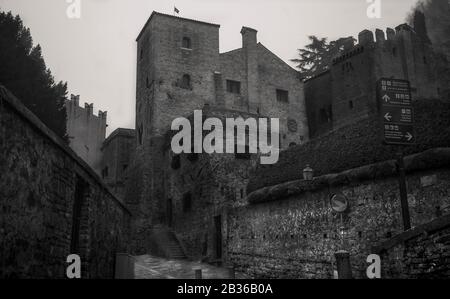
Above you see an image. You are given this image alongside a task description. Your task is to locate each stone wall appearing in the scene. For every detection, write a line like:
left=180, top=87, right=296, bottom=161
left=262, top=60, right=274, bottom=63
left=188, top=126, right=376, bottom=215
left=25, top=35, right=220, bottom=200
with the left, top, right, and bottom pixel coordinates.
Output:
left=101, top=128, right=135, bottom=200
left=304, top=71, right=332, bottom=138
left=375, top=214, right=450, bottom=279
left=161, top=108, right=260, bottom=261
left=227, top=148, right=450, bottom=279
left=0, top=86, right=131, bottom=279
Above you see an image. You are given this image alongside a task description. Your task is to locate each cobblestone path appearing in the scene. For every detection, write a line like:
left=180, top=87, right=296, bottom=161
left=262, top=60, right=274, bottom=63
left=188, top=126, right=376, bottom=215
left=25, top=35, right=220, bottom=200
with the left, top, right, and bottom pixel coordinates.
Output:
left=134, top=255, right=247, bottom=279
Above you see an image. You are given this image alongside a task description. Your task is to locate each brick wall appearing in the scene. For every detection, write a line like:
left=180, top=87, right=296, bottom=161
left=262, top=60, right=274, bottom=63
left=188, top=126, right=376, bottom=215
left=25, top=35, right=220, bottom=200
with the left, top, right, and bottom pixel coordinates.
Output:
left=0, top=86, right=131, bottom=279
left=227, top=148, right=450, bottom=278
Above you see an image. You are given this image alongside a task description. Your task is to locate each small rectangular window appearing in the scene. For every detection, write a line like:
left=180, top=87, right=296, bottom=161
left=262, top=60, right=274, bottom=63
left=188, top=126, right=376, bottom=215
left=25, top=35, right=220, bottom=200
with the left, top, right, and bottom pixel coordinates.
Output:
left=182, top=193, right=192, bottom=213
left=226, top=80, right=241, bottom=94
left=102, top=167, right=109, bottom=179
left=182, top=37, right=192, bottom=49
left=276, top=89, right=289, bottom=103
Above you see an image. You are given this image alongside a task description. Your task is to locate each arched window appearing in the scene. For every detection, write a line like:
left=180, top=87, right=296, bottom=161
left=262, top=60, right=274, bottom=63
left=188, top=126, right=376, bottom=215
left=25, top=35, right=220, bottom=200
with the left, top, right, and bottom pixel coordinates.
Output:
left=181, top=74, right=191, bottom=89
left=182, top=37, right=192, bottom=49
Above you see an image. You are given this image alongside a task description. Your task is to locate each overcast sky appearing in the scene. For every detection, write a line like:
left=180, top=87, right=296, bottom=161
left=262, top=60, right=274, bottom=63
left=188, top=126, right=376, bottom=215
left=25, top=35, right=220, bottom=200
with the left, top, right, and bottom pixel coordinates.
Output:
left=0, top=0, right=418, bottom=135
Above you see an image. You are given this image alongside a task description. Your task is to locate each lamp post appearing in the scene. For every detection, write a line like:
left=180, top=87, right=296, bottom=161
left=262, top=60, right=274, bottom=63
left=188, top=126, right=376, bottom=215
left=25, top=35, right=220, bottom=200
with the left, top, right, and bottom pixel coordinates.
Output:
left=303, top=164, right=314, bottom=181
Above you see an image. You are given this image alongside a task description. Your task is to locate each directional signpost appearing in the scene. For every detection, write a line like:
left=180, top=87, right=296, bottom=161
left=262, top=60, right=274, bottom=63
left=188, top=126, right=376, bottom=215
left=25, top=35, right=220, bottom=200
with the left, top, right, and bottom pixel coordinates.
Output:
left=377, top=78, right=414, bottom=231
left=378, top=79, right=415, bottom=145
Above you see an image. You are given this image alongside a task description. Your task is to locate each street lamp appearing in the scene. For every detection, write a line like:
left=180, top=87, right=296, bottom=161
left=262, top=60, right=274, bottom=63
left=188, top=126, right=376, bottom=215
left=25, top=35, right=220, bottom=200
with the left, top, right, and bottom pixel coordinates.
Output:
left=303, top=164, right=314, bottom=181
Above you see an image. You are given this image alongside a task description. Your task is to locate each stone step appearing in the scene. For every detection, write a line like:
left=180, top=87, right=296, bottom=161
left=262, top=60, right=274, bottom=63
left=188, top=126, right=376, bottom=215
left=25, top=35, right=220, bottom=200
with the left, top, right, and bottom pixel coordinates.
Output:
left=150, top=225, right=187, bottom=259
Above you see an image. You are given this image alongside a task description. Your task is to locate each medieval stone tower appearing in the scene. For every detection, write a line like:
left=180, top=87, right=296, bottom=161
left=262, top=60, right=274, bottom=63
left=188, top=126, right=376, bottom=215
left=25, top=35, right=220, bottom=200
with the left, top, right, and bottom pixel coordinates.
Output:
left=129, top=12, right=308, bottom=255
left=132, top=13, right=222, bottom=232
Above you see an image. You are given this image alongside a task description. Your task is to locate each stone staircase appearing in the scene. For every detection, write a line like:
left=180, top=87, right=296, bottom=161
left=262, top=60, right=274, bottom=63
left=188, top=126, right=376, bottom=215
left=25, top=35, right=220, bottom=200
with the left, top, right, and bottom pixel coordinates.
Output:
left=149, top=226, right=187, bottom=260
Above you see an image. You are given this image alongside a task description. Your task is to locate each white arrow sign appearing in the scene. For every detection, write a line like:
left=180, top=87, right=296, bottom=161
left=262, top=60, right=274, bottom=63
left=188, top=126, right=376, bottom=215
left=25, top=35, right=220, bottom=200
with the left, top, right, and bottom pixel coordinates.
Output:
left=382, top=94, right=390, bottom=102
left=384, top=113, right=392, bottom=121
left=405, top=132, right=413, bottom=141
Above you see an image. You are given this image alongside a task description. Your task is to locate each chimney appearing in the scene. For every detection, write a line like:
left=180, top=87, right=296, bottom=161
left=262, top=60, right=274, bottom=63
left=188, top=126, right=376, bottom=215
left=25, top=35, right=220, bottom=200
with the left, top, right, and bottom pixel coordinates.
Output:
left=241, top=26, right=258, bottom=48
left=241, top=26, right=259, bottom=114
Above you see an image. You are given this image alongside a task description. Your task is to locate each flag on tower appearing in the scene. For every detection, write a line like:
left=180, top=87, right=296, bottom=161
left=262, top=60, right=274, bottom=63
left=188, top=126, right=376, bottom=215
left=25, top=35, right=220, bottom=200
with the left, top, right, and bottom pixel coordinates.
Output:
left=174, top=6, right=180, bottom=14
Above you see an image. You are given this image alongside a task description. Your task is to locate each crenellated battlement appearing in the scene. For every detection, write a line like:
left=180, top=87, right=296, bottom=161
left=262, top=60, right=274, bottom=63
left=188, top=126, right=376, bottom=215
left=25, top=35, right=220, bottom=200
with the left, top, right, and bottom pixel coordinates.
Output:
left=67, top=94, right=107, bottom=120
left=307, top=12, right=443, bottom=139
left=332, top=45, right=364, bottom=65
left=65, top=94, right=108, bottom=174
left=331, top=24, right=425, bottom=65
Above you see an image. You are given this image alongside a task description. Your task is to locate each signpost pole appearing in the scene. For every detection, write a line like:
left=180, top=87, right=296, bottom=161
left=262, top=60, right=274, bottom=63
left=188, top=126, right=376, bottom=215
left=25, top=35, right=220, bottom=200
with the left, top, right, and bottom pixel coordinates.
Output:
left=396, top=152, right=411, bottom=231
left=378, top=78, right=414, bottom=232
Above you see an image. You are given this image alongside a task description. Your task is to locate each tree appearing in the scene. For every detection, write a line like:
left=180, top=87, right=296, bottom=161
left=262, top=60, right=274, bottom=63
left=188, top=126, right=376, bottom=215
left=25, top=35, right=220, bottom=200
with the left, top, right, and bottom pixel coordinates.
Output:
left=407, top=0, right=450, bottom=99
left=0, top=10, right=68, bottom=142
left=291, top=36, right=356, bottom=80
left=407, top=0, right=450, bottom=59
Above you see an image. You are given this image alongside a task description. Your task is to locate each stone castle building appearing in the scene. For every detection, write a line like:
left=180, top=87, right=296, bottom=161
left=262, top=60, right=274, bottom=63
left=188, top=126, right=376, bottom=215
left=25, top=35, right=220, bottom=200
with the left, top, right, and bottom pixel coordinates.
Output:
left=127, top=12, right=308, bottom=258
left=305, top=12, right=448, bottom=138
left=100, top=128, right=135, bottom=199
left=124, top=11, right=449, bottom=267
left=65, top=95, right=108, bottom=174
